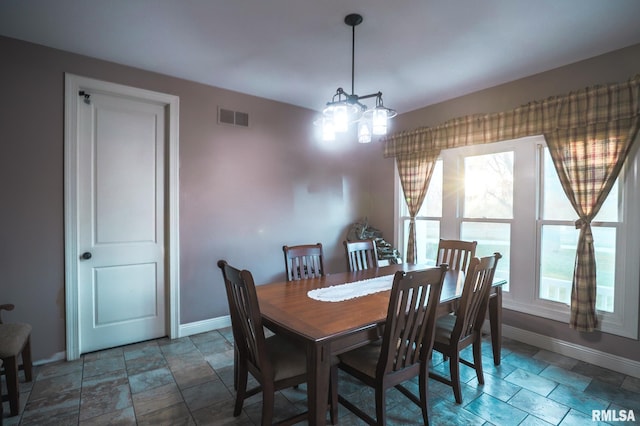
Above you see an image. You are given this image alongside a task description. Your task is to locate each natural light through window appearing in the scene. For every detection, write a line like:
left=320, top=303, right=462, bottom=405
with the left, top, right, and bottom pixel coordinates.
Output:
left=395, top=134, right=640, bottom=338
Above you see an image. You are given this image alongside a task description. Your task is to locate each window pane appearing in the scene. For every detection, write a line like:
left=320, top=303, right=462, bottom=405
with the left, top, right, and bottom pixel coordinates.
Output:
left=417, top=159, right=443, bottom=217
left=461, top=222, right=511, bottom=291
left=543, top=148, right=619, bottom=222
left=464, top=152, right=513, bottom=219
left=539, top=225, right=615, bottom=312
left=403, top=219, right=440, bottom=265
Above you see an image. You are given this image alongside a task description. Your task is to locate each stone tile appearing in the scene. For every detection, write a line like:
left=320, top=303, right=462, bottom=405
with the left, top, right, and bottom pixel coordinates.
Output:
left=29, top=371, right=82, bottom=400
left=83, top=347, right=124, bottom=362
left=539, top=364, right=592, bottom=391
left=78, top=406, right=137, bottom=425
left=191, top=399, right=255, bottom=425
left=571, top=361, right=626, bottom=387
left=14, top=331, right=633, bottom=426
left=79, top=378, right=131, bottom=421
left=159, top=337, right=198, bottom=356
left=83, top=355, right=126, bottom=378
left=165, top=348, right=210, bottom=371
left=502, top=352, right=549, bottom=375
left=36, top=359, right=83, bottom=380
left=559, top=408, right=611, bottom=426
left=621, top=375, right=640, bottom=393
left=122, top=341, right=163, bottom=361
left=532, top=349, right=579, bottom=370
left=205, top=348, right=236, bottom=370
left=125, top=351, right=167, bottom=375
left=507, top=388, right=570, bottom=424
left=128, top=367, right=176, bottom=394
left=429, top=407, right=486, bottom=426
left=132, top=382, right=184, bottom=417
left=518, top=415, right=554, bottom=426
left=21, top=388, right=81, bottom=424
left=467, top=370, right=521, bottom=401
left=464, top=393, right=528, bottom=426
left=136, top=401, right=195, bottom=426
left=583, top=379, right=640, bottom=411
left=173, top=363, right=218, bottom=390
left=504, top=368, right=558, bottom=397
left=547, top=384, right=609, bottom=416
left=182, top=379, right=234, bottom=412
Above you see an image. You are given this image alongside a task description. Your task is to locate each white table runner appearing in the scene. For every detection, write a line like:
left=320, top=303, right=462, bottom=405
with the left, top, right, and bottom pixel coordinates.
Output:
left=307, top=274, right=395, bottom=302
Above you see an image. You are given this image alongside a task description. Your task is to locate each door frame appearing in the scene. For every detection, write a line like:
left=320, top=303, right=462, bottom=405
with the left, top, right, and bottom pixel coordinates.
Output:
left=64, top=73, right=180, bottom=360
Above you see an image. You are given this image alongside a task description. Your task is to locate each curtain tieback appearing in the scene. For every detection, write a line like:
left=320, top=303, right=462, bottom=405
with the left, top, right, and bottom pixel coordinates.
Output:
left=575, top=218, right=594, bottom=243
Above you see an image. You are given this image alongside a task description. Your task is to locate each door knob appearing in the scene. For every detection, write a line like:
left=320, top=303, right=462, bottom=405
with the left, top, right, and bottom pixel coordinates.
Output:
left=81, top=252, right=92, bottom=260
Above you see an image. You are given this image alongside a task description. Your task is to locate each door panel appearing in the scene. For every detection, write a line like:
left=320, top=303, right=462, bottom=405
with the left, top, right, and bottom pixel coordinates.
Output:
left=78, top=92, right=166, bottom=353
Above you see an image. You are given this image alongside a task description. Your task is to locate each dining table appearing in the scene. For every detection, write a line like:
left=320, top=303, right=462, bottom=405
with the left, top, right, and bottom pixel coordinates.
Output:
left=255, top=263, right=507, bottom=425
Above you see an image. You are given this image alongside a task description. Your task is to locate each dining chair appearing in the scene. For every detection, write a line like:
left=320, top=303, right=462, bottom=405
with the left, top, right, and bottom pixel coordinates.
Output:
left=435, top=239, right=477, bottom=274
left=282, top=243, right=325, bottom=281
left=429, top=253, right=502, bottom=404
left=337, top=264, right=448, bottom=425
left=217, top=260, right=337, bottom=425
left=0, top=303, right=33, bottom=417
left=343, top=239, right=378, bottom=272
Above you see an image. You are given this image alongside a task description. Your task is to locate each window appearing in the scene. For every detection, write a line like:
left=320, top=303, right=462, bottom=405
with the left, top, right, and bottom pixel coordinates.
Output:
left=539, top=149, right=619, bottom=312
left=395, top=135, right=640, bottom=338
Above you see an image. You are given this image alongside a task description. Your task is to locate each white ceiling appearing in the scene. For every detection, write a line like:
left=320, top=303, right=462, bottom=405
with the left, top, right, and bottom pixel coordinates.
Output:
left=2, top=0, right=640, bottom=114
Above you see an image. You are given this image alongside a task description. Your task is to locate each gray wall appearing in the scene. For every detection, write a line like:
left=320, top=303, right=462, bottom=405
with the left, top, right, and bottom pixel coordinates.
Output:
left=0, top=36, right=388, bottom=361
left=382, top=43, right=640, bottom=362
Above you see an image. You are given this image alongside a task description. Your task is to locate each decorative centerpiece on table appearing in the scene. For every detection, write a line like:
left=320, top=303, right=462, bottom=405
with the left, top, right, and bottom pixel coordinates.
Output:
left=346, top=218, right=402, bottom=265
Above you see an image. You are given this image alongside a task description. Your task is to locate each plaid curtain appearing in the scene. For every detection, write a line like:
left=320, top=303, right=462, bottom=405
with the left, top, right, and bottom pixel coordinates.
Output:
left=546, top=119, right=640, bottom=331
left=383, top=74, right=640, bottom=331
left=396, top=151, right=439, bottom=264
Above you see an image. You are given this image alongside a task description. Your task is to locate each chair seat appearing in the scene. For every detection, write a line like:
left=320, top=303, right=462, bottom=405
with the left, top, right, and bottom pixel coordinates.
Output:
left=0, top=323, right=32, bottom=358
left=265, top=334, right=307, bottom=381
left=338, top=339, right=383, bottom=378
left=434, top=314, right=457, bottom=344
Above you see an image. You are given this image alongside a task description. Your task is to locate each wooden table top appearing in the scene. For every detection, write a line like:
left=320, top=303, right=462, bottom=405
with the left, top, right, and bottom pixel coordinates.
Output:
left=256, top=263, right=468, bottom=344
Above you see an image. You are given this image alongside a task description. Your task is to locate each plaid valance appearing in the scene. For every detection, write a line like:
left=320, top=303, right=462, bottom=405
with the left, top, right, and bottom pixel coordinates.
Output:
left=383, top=74, right=640, bottom=158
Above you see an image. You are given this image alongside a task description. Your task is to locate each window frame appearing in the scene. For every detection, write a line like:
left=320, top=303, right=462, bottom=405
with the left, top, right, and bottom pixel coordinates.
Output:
left=394, top=135, right=640, bottom=339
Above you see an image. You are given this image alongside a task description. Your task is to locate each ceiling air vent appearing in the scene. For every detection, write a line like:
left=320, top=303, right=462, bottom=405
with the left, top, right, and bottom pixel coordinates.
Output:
left=218, top=107, right=249, bottom=127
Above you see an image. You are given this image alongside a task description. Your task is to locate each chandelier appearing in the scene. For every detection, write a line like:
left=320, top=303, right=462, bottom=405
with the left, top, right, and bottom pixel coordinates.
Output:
left=319, top=13, right=397, bottom=143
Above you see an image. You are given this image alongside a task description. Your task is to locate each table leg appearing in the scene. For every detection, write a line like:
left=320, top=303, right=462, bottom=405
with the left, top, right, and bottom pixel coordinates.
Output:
left=307, top=341, right=330, bottom=426
left=488, top=287, right=502, bottom=365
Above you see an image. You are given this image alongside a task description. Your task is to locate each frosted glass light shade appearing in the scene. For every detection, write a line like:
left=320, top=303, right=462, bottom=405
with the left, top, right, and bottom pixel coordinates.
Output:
left=372, top=109, right=388, bottom=135
left=358, top=120, right=372, bottom=143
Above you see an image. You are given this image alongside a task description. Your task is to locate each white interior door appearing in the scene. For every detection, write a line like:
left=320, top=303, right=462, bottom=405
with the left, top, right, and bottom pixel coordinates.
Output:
left=76, top=88, right=166, bottom=354
left=65, top=74, right=179, bottom=360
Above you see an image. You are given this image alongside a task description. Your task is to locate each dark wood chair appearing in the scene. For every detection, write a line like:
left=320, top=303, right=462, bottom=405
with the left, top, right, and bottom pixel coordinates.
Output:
left=337, top=265, right=448, bottom=425
left=344, top=239, right=378, bottom=272
left=217, top=260, right=337, bottom=425
left=429, top=253, right=502, bottom=404
left=435, top=239, right=477, bottom=274
left=282, top=243, right=325, bottom=281
left=0, top=304, right=33, bottom=417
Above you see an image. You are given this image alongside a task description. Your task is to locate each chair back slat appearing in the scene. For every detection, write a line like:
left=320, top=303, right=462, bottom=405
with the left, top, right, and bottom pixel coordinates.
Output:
left=283, top=243, right=325, bottom=281
left=436, top=239, right=477, bottom=273
left=217, top=260, right=270, bottom=375
left=452, top=253, right=502, bottom=341
left=378, top=265, right=447, bottom=375
left=344, top=240, right=378, bottom=272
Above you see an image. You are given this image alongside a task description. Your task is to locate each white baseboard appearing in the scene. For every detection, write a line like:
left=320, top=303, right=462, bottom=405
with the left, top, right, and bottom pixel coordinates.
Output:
left=502, top=324, right=640, bottom=379
left=178, top=315, right=231, bottom=337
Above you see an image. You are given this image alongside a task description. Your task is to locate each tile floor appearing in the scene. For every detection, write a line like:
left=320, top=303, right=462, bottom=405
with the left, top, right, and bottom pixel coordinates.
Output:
left=2, top=328, right=639, bottom=425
